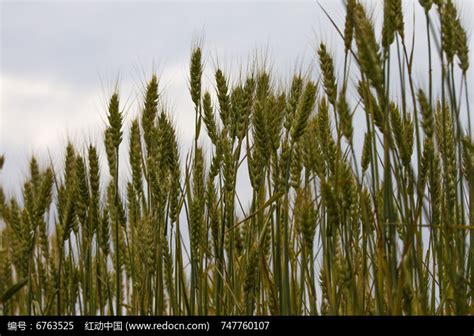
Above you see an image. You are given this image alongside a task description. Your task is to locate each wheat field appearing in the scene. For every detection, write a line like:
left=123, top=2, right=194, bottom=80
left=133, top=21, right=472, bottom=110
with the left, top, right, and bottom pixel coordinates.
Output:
left=0, top=0, right=473, bottom=316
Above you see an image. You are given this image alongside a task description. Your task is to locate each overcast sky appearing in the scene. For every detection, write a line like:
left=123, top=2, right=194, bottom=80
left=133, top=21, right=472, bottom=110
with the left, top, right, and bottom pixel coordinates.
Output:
left=1, top=0, right=473, bottom=197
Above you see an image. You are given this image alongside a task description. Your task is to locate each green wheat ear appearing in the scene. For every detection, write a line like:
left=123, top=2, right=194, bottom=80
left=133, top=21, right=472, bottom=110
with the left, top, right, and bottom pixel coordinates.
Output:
left=142, top=75, right=159, bottom=154
left=190, top=47, right=202, bottom=109
left=318, top=43, right=337, bottom=107
left=202, top=91, right=219, bottom=145
left=291, top=81, right=317, bottom=142
left=107, top=93, right=123, bottom=149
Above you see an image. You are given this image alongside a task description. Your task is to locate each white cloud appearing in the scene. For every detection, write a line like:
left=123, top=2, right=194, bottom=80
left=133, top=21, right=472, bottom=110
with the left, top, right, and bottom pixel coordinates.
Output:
left=0, top=74, right=105, bottom=193
left=1, top=74, right=103, bottom=149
